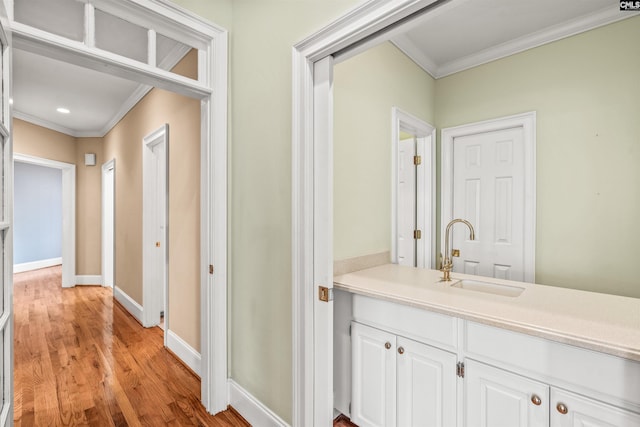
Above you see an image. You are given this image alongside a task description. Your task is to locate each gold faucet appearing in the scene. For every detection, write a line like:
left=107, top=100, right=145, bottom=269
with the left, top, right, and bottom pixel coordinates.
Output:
left=441, top=219, right=476, bottom=281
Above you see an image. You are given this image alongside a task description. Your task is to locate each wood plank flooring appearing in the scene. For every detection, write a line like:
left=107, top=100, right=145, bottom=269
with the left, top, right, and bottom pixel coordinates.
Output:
left=13, top=266, right=249, bottom=426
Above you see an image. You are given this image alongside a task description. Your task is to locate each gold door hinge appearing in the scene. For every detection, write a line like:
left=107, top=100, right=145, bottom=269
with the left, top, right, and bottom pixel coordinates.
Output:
left=413, top=155, right=422, bottom=165
left=209, top=264, right=214, bottom=275
left=318, top=286, right=333, bottom=302
left=155, top=241, right=161, bottom=247
left=457, top=362, right=465, bottom=378
left=414, top=229, right=422, bottom=239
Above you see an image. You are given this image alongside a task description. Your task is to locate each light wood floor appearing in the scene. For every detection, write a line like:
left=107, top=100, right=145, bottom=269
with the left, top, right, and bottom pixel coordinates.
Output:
left=13, top=266, right=249, bottom=426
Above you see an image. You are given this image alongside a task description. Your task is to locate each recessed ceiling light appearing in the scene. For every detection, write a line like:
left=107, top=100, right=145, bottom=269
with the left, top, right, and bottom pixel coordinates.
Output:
left=56, top=107, right=70, bottom=114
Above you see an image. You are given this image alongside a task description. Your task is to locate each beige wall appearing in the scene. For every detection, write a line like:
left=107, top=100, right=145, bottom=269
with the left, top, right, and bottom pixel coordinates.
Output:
left=435, top=16, right=640, bottom=298
left=103, top=49, right=202, bottom=350
left=75, top=138, right=104, bottom=275
left=14, top=119, right=76, bottom=164
left=14, top=119, right=104, bottom=276
left=334, top=42, right=435, bottom=261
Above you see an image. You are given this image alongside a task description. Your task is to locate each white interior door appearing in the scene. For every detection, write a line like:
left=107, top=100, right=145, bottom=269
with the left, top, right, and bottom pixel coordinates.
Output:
left=453, top=127, right=525, bottom=280
left=397, top=137, right=416, bottom=267
left=442, top=113, right=536, bottom=283
left=0, top=1, right=12, bottom=424
left=102, top=160, right=115, bottom=288
left=142, top=125, right=168, bottom=328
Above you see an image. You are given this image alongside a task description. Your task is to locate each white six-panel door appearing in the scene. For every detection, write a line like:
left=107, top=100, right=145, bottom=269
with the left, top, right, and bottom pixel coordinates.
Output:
left=442, top=112, right=536, bottom=283
left=452, top=127, right=525, bottom=281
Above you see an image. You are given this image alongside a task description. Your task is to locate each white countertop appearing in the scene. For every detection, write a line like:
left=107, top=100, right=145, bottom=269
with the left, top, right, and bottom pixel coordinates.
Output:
left=333, top=264, right=640, bottom=362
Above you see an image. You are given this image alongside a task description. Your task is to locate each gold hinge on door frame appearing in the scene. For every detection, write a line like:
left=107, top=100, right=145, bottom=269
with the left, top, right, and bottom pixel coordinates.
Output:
left=413, top=155, right=422, bottom=165
left=209, top=264, right=214, bottom=275
left=318, top=286, right=333, bottom=302
left=414, top=229, right=422, bottom=240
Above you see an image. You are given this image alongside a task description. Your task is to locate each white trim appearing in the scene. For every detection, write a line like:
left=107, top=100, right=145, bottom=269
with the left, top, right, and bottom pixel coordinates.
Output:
left=166, top=329, right=201, bottom=376
left=441, top=111, right=536, bottom=283
left=142, top=124, right=168, bottom=329
left=228, top=380, right=290, bottom=427
left=14, top=153, right=76, bottom=288
left=11, top=1, right=229, bottom=414
left=75, top=275, right=102, bottom=285
left=13, top=257, right=61, bottom=273
left=101, top=159, right=115, bottom=289
left=392, top=8, right=640, bottom=79
left=13, top=110, right=81, bottom=137
left=114, top=285, right=144, bottom=324
left=390, top=107, right=435, bottom=269
left=292, top=2, right=442, bottom=425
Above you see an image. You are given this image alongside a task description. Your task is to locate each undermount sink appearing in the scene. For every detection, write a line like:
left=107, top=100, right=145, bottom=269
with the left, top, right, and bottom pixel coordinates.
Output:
left=450, top=279, right=525, bottom=297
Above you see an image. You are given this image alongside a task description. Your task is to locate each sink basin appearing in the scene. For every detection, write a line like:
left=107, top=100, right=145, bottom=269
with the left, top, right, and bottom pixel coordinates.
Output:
left=450, top=279, right=525, bottom=297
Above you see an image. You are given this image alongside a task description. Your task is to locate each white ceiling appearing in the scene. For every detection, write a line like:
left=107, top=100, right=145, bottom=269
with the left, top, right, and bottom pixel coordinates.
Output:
left=391, top=0, right=635, bottom=78
left=12, top=0, right=191, bottom=137
left=12, top=0, right=637, bottom=137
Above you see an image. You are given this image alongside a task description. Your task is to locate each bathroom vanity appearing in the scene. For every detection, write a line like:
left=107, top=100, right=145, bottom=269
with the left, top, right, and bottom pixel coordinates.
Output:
left=333, top=264, right=640, bottom=427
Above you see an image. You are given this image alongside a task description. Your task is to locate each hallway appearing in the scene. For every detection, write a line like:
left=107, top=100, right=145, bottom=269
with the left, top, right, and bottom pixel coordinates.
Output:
left=13, top=267, right=248, bottom=426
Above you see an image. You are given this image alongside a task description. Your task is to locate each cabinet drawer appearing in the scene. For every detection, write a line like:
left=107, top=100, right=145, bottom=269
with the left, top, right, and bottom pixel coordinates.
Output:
left=352, top=294, right=457, bottom=351
left=465, top=321, right=640, bottom=411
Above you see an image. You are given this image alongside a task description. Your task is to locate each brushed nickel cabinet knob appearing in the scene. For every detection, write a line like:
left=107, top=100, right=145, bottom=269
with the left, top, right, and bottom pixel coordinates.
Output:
left=384, top=342, right=391, bottom=350
left=398, top=347, right=405, bottom=355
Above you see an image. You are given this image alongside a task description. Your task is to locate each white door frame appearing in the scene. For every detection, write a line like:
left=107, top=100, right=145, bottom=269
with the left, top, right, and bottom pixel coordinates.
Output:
left=10, top=0, right=228, bottom=414
left=101, top=159, right=115, bottom=289
left=142, top=124, right=168, bottom=329
left=441, top=112, right=536, bottom=283
left=292, top=1, right=442, bottom=424
left=391, top=107, right=436, bottom=269
left=13, top=153, right=76, bottom=287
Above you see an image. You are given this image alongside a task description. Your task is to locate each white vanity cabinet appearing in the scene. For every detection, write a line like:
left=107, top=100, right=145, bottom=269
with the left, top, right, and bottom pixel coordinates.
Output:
left=464, top=359, right=640, bottom=427
left=465, top=360, right=549, bottom=427
left=351, top=321, right=457, bottom=427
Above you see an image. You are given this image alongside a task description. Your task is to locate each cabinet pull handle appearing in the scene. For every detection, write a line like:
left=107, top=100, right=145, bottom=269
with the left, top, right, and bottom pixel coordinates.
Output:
left=398, top=347, right=405, bottom=355
left=556, top=403, right=568, bottom=415
left=384, top=342, right=391, bottom=350
left=531, top=395, right=542, bottom=406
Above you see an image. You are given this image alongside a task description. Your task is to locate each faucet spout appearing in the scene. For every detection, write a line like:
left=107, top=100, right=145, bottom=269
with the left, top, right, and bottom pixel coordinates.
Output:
left=441, top=219, right=475, bottom=281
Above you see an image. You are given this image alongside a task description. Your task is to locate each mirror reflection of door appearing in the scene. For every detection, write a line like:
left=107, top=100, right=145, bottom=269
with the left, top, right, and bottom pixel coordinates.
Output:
left=397, top=134, right=418, bottom=267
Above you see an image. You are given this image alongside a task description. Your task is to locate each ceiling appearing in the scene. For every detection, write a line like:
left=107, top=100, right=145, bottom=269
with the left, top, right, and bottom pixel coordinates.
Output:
left=12, top=0, right=636, bottom=137
left=12, top=0, right=191, bottom=137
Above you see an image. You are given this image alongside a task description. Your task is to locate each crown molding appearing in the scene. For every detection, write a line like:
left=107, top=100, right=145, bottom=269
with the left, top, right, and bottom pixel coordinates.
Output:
left=393, top=8, right=640, bottom=79
left=13, top=110, right=84, bottom=137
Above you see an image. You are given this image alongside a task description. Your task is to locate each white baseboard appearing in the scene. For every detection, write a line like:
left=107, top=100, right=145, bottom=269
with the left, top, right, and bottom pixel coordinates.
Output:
left=75, top=275, right=103, bottom=285
left=228, top=379, right=289, bottom=427
left=166, top=329, right=201, bottom=377
left=14, top=257, right=62, bottom=273
left=114, top=286, right=143, bottom=324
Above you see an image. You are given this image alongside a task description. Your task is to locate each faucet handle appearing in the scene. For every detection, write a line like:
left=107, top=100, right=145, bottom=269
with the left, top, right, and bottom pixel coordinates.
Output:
left=452, top=249, right=460, bottom=257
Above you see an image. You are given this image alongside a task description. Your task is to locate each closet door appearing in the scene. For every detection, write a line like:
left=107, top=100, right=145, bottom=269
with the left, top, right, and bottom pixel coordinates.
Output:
left=0, top=1, right=12, bottom=425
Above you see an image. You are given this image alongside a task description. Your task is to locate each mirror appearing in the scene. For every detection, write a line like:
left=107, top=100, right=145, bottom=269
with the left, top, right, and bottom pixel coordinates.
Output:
left=333, top=3, right=640, bottom=299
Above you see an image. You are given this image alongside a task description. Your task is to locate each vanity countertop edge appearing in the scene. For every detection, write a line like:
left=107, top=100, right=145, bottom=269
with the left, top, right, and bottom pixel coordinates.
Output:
left=333, top=264, right=640, bottom=362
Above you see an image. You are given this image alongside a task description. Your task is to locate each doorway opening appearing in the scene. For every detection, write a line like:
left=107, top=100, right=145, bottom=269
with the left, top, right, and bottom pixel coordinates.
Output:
left=391, top=107, right=435, bottom=269
left=101, top=159, right=115, bottom=289
left=13, top=154, right=75, bottom=287
left=142, top=124, right=169, bottom=332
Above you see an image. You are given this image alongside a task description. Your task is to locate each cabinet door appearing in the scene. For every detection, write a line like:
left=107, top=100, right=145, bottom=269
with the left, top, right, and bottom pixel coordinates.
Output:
left=352, top=322, right=397, bottom=427
left=397, top=336, right=457, bottom=427
left=551, top=388, right=640, bottom=427
left=465, top=360, right=549, bottom=427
